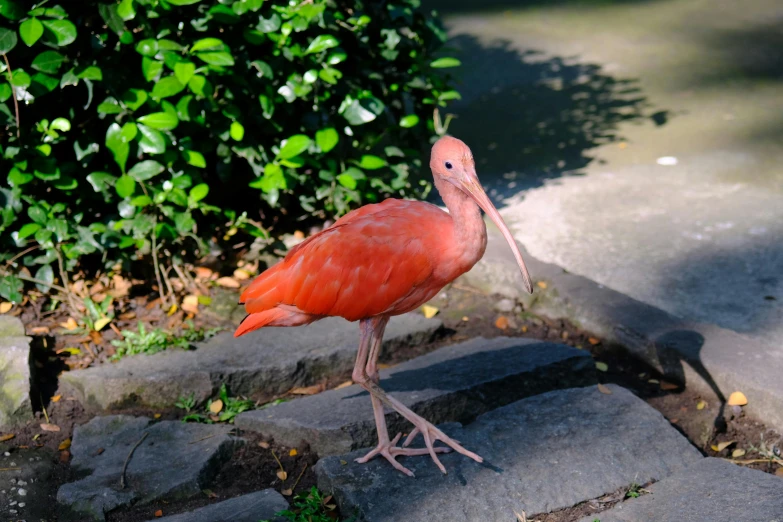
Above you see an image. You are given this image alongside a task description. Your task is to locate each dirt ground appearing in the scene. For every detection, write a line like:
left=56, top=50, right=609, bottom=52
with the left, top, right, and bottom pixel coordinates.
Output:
left=2, top=283, right=781, bottom=521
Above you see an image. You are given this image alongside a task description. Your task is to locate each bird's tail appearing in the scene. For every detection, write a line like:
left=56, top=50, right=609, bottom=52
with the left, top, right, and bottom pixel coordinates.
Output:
left=233, top=306, right=319, bottom=337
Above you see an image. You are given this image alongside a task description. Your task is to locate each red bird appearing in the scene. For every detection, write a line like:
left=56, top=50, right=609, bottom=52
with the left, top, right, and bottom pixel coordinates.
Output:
left=236, top=136, right=533, bottom=476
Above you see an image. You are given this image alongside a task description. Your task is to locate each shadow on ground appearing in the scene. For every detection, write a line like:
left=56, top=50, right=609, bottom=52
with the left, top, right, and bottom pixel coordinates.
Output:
left=429, top=35, right=661, bottom=205
left=425, top=0, right=661, bottom=15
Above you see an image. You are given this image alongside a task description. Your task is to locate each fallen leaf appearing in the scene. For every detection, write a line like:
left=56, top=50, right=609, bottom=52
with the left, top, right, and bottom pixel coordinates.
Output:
left=119, top=311, right=137, bottom=320
left=203, top=489, right=217, bottom=498
left=153, top=413, right=161, bottom=419
left=334, top=380, right=353, bottom=390
left=588, top=337, right=601, bottom=345
left=0, top=433, right=14, bottom=442
left=89, top=330, right=104, bottom=345
left=421, top=304, right=438, bottom=319
left=40, top=423, right=60, bottom=432
left=282, top=488, right=293, bottom=496
left=209, top=399, right=224, bottom=414
left=51, top=395, right=62, bottom=403
left=290, top=385, right=322, bottom=395
left=597, top=383, right=612, bottom=395
left=340, top=460, right=347, bottom=465
left=536, top=281, right=547, bottom=289
left=182, top=295, right=199, bottom=314
left=461, top=316, right=469, bottom=322
left=294, top=230, right=305, bottom=239
left=732, top=448, right=746, bottom=458
left=776, top=468, right=783, bottom=477
left=258, top=441, right=270, bottom=449
left=289, top=449, right=298, bottom=457
left=57, top=347, right=81, bottom=356
left=93, top=316, right=112, bottom=332
left=216, top=276, right=240, bottom=288
left=208, top=414, right=220, bottom=422
left=727, top=391, right=748, bottom=406
left=670, top=418, right=679, bottom=424
left=325, top=504, right=337, bottom=510
left=109, top=275, right=132, bottom=298
left=0, top=302, right=12, bottom=314
left=277, top=470, right=288, bottom=481
left=377, top=363, right=393, bottom=370
left=233, top=268, right=252, bottom=280
left=712, top=440, right=736, bottom=452
left=60, top=450, right=70, bottom=463
left=197, top=295, right=212, bottom=306
left=660, top=381, right=679, bottom=391
left=561, top=331, right=569, bottom=340
left=60, top=317, right=78, bottom=330
left=30, top=326, right=50, bottom=335
left=32, top=434, right=40, bottom=441
left=195, top=267, right=213, bottom=279
left=648, top=379, right=660, bottom=384
left=520, top=325, right=528, bottom=333
left=154, top=509, right=163, bottom=517
left=595, top=362, right=608, bottom=372
left=59, top=438, right=71, bottom=451
left=696, top=400, right=707, bottom=410
left=166, top=304, right=178, bottom=316
left=495, top=316, right=509, bottom=330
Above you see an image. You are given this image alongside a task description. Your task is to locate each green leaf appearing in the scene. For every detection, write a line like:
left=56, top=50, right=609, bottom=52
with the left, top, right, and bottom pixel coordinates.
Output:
left=130, top=195, right=152, bottom=207
left=117, top=0, right=136, bottom=21
left=115, top=174, right=135, bottom=198
left=167, top=0, right=202, bottom=5
left=137, top=124, right=166, bottom=154
left=358, top=155, right=387, bottom=170
left=121, top=122, right=137, bottom=142
left=0, top=83, right=9, bottom=102
left=106, top=123, right=129, bottom=173
left=98, top=98, right=122, bottom=114
left=0, top=27, right=17, bottom=53
left=121, top=88, right=148, bottom=111
left=8, top=168, right=33, bottom=186
left=315, top=128, right=339, bottom=153
left=27, top=206, right=46, bottom=224
left=137, top=112, right=178, bottom=130
left=53, top=175, right=77, bottom=190
left=337, top=174, right=357, bottom=189
left=318, top=67, right=342, bottom=85
left=190, top=37, right=225, bottom=52
left=77, top=66, right=102, bottom=81
left=18, top=222, right=41, bottom=239
left=257, top=14, right=281, bottom=33
left=230, top=121, right=244, bottom=141
left=99, top=3, right=125, bottom=36
left=196, top=51, right=234, bottom=66
left=189, top=183, right=208, bottom=202
left=19, top=17, right=43, bottom=46
left=34, top=264, right=54, bottom=293
left=304, top=34, right=339, bottom=54
left=50, top=117, right=70, bottom=131
left=30, top=51, right=64, bottom=74
left=0, top=274, right=23, bottom=304
left=151, top=76, right=185, bottom=99
left=278, top=135, right=311, bottom=159
left=86, top=172, right=117, bottom=192
left=0, top=1, right=25, bottom=21
left=183, top=150, right=205, bottom=168
left=399, top=114, right=420, bottom=128
left=128, top=160, right=165, bottom=181
left=136, top=38, right=158, bottom=56
left=174, top=61, right=195, bottom=85
left=258, top=94, right=274, bottom=119
left=430, top=57, right=461, bottom=68
left=41, top=19, right=77, bottom=47
left=341, top=96, right=385, bottom=126
left=141, top=57, right=163, bottom=81
left=249, top=163, right=286, bottom=193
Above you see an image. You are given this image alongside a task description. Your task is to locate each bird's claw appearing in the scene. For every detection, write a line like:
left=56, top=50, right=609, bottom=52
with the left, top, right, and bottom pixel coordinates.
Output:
left=403, top=419, right=482, bottom=474
left=354, top=432, right=451, bottom=477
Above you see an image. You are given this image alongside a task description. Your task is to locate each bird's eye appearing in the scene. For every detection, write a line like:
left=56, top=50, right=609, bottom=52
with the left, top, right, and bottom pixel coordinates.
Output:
left=445, top=161, right=453, bottom=170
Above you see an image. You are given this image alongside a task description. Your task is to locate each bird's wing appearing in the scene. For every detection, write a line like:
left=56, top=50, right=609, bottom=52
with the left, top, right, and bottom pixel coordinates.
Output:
left=240, top=199, right=450, bottom=321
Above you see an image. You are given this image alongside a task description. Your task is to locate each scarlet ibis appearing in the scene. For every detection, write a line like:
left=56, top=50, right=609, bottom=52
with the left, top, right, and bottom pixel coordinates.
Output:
left=235, top=136, right=533, bottom=476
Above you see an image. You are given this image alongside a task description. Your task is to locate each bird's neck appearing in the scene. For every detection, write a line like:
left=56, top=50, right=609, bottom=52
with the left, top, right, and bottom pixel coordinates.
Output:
left=435, top=177, right=487, bottom=267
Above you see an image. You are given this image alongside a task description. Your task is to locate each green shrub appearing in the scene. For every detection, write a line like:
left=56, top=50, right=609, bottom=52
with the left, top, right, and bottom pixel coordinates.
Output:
left=0, top=0, right=459, bottom=302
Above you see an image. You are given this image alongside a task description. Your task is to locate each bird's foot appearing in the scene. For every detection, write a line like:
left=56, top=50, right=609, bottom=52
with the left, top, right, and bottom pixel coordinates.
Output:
left=354, top=433, right=451, bottom=477
left=403, top=419, right=483, bottom=474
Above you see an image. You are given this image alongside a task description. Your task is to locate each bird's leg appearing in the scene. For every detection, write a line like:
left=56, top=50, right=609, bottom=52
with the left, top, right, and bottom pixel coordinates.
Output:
left=353, top=318, right=472, bottom=476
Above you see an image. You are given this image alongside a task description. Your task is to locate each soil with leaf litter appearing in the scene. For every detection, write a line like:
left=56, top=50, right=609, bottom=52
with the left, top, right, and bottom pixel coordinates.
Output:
left=2, top=277, right=782, bottom=520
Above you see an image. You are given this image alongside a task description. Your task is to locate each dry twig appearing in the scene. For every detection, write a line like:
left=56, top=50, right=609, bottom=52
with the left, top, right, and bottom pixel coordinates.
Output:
left=120, top=432, right=148, bottom=489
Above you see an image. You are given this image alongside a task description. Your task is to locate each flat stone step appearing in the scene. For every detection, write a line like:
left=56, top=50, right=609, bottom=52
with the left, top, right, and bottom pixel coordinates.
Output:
left=235, top=337, right=595, bottom=456
left=57, top=415, right=243, bottom=521
left=579, top=458, right=783, bottom=522
left=315, top=385, right=702, bottom=521
left=0, top=316, right=33, bottom=430
left=61, top=314, right=441, bottom=411
left=149, top=489, right=288, bottom=522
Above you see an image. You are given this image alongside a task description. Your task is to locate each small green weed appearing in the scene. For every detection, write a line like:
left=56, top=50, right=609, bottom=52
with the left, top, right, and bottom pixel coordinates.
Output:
left=178, top=384, right=254, bottom=424
left=110, top=321, right=221, bottom=360
left=260, top=487, right=347, bottom=522
left=625, top=482, right=647, bottom=499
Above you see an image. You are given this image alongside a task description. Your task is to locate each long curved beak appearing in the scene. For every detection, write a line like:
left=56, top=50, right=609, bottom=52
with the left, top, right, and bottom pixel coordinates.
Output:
left=461, top=177, right=534, bottom=294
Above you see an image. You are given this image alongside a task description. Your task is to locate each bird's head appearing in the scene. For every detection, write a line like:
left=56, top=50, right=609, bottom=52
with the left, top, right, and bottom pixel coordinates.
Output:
left=430, top=135, right=533, bottom=294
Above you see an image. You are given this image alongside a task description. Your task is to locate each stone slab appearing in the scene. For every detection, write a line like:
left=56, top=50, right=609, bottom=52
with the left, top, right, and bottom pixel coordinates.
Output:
left=150, top=489, right=288, bottom=522
left=235, top=337, right=594, bottom=456
left=61, top=313, right=441, bottom=411
left=0, top=447, right=55, bottom=521
left=0, top=316, right=33, bottom=430
left=316, top=385, right=702, bottom=521
left=463, top=226, right=783, bottom=432
left=579, top=458, right=783, bottom=522
left=57, top=415, right=243, bottom=521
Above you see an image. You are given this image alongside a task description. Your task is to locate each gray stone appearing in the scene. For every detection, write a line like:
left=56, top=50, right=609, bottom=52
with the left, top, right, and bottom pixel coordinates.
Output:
left=236, top=337, right=594, bottom=456
left=316, top=385, right=702, bottom=521
left=0, top=316, right=33, bottom=430
left=57, top=415, right=243, bottom=521
left=464, top=226, right=783, bottom=432
left=150, top=489, right=288, bottom=522
left=0, top=447, right=55, bottom=521
left=61, top=313, right=441, bottom=411
left=578, top=458, right=783, bottom=522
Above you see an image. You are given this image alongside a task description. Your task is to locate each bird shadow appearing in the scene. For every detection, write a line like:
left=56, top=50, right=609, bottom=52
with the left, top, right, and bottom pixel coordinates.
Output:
left=424, top=35, right=662, bottom=206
